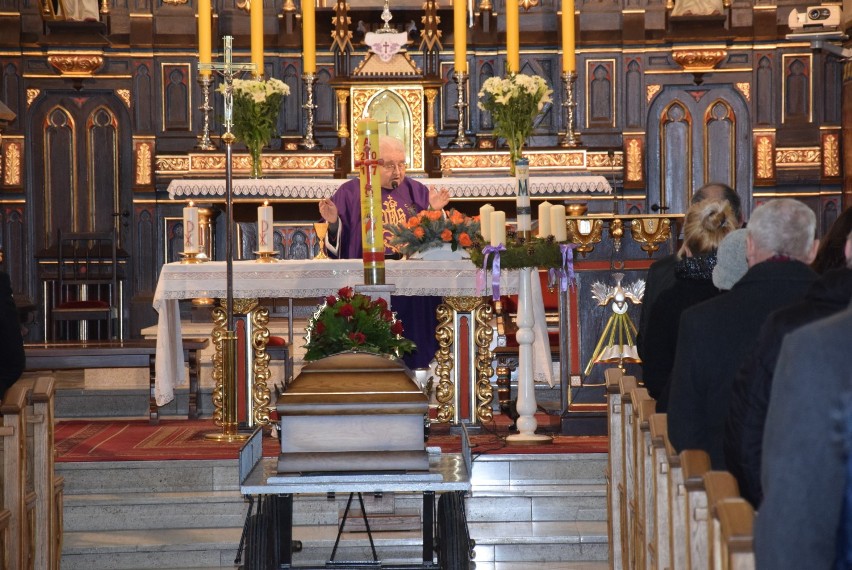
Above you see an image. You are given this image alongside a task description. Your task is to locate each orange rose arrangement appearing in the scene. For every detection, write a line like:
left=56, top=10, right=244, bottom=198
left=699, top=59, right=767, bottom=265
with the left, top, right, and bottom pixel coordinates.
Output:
left=386, top=208, right=480, bottom=258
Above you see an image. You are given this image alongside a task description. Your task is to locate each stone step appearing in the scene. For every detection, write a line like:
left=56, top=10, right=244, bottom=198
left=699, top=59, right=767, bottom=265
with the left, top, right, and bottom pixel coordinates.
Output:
left=56, top=387, right=214, bottom=420
left=470, top=520, right=609, bottom=564
left=56, top=459, right=239, bottom=495
left=468, top=484, right=607, bottom=523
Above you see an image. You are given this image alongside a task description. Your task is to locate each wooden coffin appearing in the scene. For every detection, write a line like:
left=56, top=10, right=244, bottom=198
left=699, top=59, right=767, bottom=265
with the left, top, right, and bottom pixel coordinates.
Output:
left=276, top=352, right=430, bottom=473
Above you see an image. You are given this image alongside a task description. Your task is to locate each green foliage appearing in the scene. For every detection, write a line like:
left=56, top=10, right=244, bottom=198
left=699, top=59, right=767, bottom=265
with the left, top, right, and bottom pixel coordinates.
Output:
left=303, top=287, right=416, bottom=362
left=469, top=234, right=565, bottom=270
left=220, top=78, right=289, bottom=156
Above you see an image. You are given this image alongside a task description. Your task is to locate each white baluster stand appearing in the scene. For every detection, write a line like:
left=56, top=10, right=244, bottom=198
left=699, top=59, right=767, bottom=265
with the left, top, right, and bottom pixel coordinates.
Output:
left=506, top=267, right=552, bottom=444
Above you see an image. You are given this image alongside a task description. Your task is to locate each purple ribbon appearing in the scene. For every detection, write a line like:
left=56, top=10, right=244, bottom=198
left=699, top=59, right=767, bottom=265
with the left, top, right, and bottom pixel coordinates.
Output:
left=481, top=244, right=506, bottom=301
left=559, top=243, right=578, bottom=292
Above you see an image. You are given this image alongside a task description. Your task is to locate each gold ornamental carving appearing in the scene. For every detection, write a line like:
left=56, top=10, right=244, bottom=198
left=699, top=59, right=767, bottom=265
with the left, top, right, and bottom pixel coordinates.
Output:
left=587, top=151, right=623, bottom=169
left=822, top=133, right=840, bottom=178
left=424, top=89, right=438, bottom=138
left=4, top=142, right=21, bottom=186
left=609, top=218, right=624, bottom=252
left=671, top=49, right=727, bottom=72
left=210, top=306, right=229, bottom=426
left=630, top=217, right=672, bottom=257
left=26, top=89, right=40, bottom=107
left=439, top=151, right=585, bottom=171
left=566, top=218, right=604, bottom=257
left=756, top=136, right=774, bottom=179
left=350, top=86, right=424, bottom=171
left=117, top=89, right=131, bottom=108
left=735, top=82, right=751, bottom=102
left=434, top=302, right=456, bottom=423
left=336, top=89, right=350, bottom=138
left=625, top=138, right=642, bottom=182
left=444, top=296, right=484, bottom=313
left=775, top=147, right=821, bottom=167
left=473, top=301, right=494, bottom=423
left=419, top=0, right=443, bottom=51
left=135, top=142, right=152, bottom=185
left=249, top=306, right=272, bottom=426
left=228, top=297, right=259, bottom=315
left=162, top=0, right=188, bottom=4
left=156, top=156, right=190, bottom=173
left=646, top=84, right=662, bottom=103
left=47, top=54, right=104, bottom=77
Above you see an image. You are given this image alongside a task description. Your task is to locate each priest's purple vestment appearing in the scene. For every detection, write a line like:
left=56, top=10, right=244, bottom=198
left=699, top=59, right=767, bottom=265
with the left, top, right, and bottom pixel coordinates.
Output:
left=326, top=176, right=439, bottom=369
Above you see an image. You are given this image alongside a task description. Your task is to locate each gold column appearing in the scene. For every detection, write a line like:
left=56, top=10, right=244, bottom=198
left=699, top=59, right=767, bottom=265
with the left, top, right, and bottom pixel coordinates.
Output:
left=424, top=88, right=438, bottom=138
left=336, top=89, right=350, bottom=138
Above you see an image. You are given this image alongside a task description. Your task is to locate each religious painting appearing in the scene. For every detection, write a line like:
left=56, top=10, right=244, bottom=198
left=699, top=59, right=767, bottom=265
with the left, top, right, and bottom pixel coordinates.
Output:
left=780, top=53, right=812, bottom=124
left=159, top=63, right=192, bottom=132
left=235, top=222, right=321, bottom=260
left=163, top=216, right=184, bottom=264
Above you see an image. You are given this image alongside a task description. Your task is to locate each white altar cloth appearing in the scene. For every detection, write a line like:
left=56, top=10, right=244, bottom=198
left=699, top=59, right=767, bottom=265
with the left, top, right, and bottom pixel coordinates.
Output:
left=152, top=259, right=555, bottom=407
left=166, top=175, right=611, bottom=200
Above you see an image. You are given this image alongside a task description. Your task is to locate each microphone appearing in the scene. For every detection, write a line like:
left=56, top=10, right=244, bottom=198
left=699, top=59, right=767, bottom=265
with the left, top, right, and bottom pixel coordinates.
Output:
left=391, top=181, right=399, bottom=189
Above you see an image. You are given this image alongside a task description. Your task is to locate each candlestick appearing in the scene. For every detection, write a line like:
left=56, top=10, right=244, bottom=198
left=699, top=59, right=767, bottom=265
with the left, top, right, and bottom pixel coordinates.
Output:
left=449, top=71, right=472, bottom=148
left=250, top=0, right=264, bottom=77
left=490, top=210, right=506, bottom=246
left=550, top=205, right=567, bottom=242
left=538, top=201, right=552, bottom=237
left=302, top=0, right=316, bottom=73
left=505, top=0, right=520, bottom=73
left=453, top=0, right=467, bottom=73
left=183, top=202, right=200, bottom=254
left=515, top=157, right=530, bottom=240
left=300, top=73, right=319, bottom=149
left=257, top=200, right=274, bottom=253
left=198, top=0, right=212, bottom=76
left=561, top=0, right=575, bottom=73
left=479, top=203, right=495, bottom=242
left=560, top=71, right=581, bottom=148
left=196, top=74, right=216, bottom=150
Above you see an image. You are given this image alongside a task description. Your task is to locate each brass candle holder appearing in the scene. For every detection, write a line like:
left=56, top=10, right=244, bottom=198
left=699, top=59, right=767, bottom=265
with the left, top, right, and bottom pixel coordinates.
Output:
left=313, top=222, right=329, bottom=259
left=301, top=72, right=319, bottom=150
left=253, top=250, right=279, bottom=263
left=179, top=251, right=207, bottom=264
left=566, top=218, right=603, bottom=257
left=560, top=71, right=581, bottom=148
left=196, top=74, right=216, bottom=151
left=631, top=217, right=673, bottom=256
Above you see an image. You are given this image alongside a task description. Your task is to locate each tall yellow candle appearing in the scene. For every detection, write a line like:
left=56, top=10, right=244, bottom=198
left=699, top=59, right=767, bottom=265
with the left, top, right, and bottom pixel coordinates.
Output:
left=302, top=0, right=316, bottom=73
left=505, top=0, right=520, bottom=73
left=561, top=0, right=576, bottom=73
left=250, top=0, right=264, bottom=77
left=453, top=0, right=467, bottom=73
left=355, top=117, right=384, bottom=284
left=198, top=0, right=212, bottom=76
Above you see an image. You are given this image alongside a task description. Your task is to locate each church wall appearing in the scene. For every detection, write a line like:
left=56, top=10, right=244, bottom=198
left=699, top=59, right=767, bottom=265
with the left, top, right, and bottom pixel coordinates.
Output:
left=0, top=0, right=849, bottom=341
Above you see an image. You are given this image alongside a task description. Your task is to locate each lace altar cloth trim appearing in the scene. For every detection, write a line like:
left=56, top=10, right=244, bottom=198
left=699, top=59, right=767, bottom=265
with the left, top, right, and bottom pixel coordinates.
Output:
left=166, top=175, right=611, bottom=200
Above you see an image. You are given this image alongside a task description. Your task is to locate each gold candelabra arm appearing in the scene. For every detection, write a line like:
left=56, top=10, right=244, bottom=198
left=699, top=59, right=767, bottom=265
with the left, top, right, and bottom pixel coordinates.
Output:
left=630, top=217, right=672, bottom=257
left=566, top=218, right=604, bottom=257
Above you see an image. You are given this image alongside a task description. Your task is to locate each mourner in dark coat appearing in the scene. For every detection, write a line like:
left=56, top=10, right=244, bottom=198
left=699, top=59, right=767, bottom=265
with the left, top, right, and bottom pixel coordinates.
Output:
left=667, top=199, right=818, bottom=469
left=725, top=231, right=852, bottom=507
left=755, top=303, right=852, bottom=569
left=0, top=270, right=25, bottom=397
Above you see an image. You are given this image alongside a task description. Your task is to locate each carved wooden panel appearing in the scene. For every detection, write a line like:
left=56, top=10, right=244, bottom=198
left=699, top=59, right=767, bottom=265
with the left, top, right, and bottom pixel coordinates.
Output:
left=624, top=59, right=642, bottom=129
left=754, top=54, right=773, bottom=126
left=134, top=206, right=156, bottom=292
left=1, top=205, right=26, bottom=294
left=753, top=130, right=776, bottom=186
left=585, top=59, right=616, bottom=128
left=160, top=63, right=192, bottom=132
left=2, top=63, right=20, bottom=130
left=822, top=55, right=842, bottom=124
left=316, top=68, right=335, bottom=129
left=704, top=99, right=735, bottom=187
left=476, top=60, right=496, bottom=131
left=133, top=63, right=153, bottom=132
left=781, top=53, right=812, bottom=124
left=280, top=62, right=302, bottom=137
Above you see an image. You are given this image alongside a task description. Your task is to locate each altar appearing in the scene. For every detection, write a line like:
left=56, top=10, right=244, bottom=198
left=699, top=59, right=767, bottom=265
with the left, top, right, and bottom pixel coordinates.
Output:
left=153, top=258, right=524, bottom=427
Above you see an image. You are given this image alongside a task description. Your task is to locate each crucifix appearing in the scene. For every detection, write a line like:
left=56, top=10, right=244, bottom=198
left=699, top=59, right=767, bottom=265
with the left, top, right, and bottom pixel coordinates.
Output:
left=201, top=35, right=256, bottom=443
left=354, top=135, right=383, bottom=197
left=377, top=110, right=401, bottom=136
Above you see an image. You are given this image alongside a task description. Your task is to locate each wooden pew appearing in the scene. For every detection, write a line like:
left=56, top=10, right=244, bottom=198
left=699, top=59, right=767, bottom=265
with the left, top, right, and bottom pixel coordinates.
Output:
left=681, top=449, right=711, bottom=570
left=605, top=366, right=625, bottom=570
left=1, top=381, right=36, bottom=569
left=703, top=471, right=739, bottom=570
left=667, top=434, right=688, bottom=570
left=649, top=414, right=671, bottom=570
left=0, top=508, right=10, bottom=569
left=619, top=375, right=639, bottom=569
left=716, top=498, right=755, bottom=570
left=30, top=377, right=63, bottom=570
left=24, top=338, right=209, bottom=424
left=634, top=388, right=656, bottom=570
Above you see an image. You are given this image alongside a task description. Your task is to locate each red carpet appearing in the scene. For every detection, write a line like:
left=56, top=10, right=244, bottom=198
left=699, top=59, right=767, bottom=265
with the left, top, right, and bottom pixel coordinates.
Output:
left=55, top=417, right=607, bottom=463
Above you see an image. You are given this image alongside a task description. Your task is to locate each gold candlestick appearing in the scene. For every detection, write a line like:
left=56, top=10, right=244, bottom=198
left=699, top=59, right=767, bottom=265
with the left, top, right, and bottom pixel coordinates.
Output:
left=313, top=222, right=329, bottom=259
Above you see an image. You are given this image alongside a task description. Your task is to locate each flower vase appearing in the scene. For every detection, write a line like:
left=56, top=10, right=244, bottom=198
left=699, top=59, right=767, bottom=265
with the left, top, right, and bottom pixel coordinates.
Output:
left=248, top=145, right=263, bottom=179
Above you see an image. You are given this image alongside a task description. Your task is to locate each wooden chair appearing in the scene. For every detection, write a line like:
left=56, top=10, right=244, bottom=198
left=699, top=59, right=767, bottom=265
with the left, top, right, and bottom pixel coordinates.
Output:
left=717, top=498, right=755, bottom=570
left=703, top=471, right=739, bottom=570
left=681, top=449, right=712, bottom=570
left=619, top=375, right=639, bottom=569
left=649, top=414, right=672, bottom=570
left=49, top=230, right=120, bottom=341
left=605, top=367, right=625, bottom=570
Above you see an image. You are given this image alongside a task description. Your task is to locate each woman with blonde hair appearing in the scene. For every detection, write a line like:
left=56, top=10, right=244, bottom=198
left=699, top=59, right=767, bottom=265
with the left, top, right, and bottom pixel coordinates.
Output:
left=641, top=199, right=737, bottom=411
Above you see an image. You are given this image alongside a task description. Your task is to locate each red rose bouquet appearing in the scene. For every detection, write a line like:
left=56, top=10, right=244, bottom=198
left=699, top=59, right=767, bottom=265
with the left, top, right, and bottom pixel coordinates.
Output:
left=303, top=286, right=416, bottom=361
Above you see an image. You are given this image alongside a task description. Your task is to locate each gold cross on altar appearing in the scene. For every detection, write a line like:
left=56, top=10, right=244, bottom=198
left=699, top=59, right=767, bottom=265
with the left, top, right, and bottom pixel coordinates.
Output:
left=199, top=35, right=256, bottom=136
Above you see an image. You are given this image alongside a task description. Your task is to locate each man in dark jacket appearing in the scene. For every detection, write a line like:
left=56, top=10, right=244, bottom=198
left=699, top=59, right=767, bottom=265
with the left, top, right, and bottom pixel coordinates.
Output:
left=637, top=183, right=742, bottom=361
left=667, top=198, right=818, bottom=469
left=724, top=229, right=852, bottom=506
left=1, top=270, right=25, bottom=396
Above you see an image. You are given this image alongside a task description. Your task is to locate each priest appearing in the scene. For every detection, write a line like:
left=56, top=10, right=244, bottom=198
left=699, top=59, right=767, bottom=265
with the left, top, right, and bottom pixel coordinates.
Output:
left=319, top=136, right=450, bottom=369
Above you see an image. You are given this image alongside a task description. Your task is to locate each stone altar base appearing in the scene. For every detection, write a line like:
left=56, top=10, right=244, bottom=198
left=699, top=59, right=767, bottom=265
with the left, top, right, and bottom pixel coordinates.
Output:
left=276, top=352, right=430, bottom=474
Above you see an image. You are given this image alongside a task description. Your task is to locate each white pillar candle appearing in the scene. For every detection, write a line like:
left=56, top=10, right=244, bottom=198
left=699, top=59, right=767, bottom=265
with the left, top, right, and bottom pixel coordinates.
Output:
left=479, top=203, right=495, bottom=242
left=258, top=200, right=274, bottom=252
left=538, top=201, right=553, bottom=237
left=550, top=205, right=567, bottom=242
left=183, top=202, right=199, bottom=254
left=490, top=210, right=507, bottom=246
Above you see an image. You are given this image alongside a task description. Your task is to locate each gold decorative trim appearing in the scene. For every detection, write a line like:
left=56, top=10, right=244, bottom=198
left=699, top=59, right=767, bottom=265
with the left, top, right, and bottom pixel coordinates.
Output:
left=630, top=217, right=672, bottom=257
left=646, top=84, right=661, bottom=103
left=351, top=85, right=424, bottom=171
left=26, top=89, right=40, bottom=107
left=625, top=138, right=642, bottom=182
left=156, top=156, right=190, bottom=173
left=775, top=147, right=820, bottom=168
left=47, top=54, right=104, bottom=77
left=335, top=89, right=350, bottom=138
left=756, top=135, right=774, bottom=180
left=135, top=141, right=152, bottom=185
left=566, top=218, right=603, bottom=257
left=587, top=151, right=623, bottom=169
left=473, top=300, right=494, bottom=423
left=154, top=153, right=336, bottom=175
left=735, top=82, right=750, bottom=102
left=671, top=49, right=727, bottom=71
left=210, top=307, right=228, bottom=426
left=232, top=298, right=259, bottom=315
left=424, top=88, right=438, bottom=138
left=434, top=302, right=455, bottom=423
left=116, top=89, right=131, bottom=108
left=3, top=141, right=21, bottom=186
left=249, top=305, right=272, bottom=426
left=162, top=0, right=188, bottom=4
left=352, top=51, right=422, bottom=77
left=440, top=150, right=586, bottom=172
left=821, top=133, right=840, bottom=178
